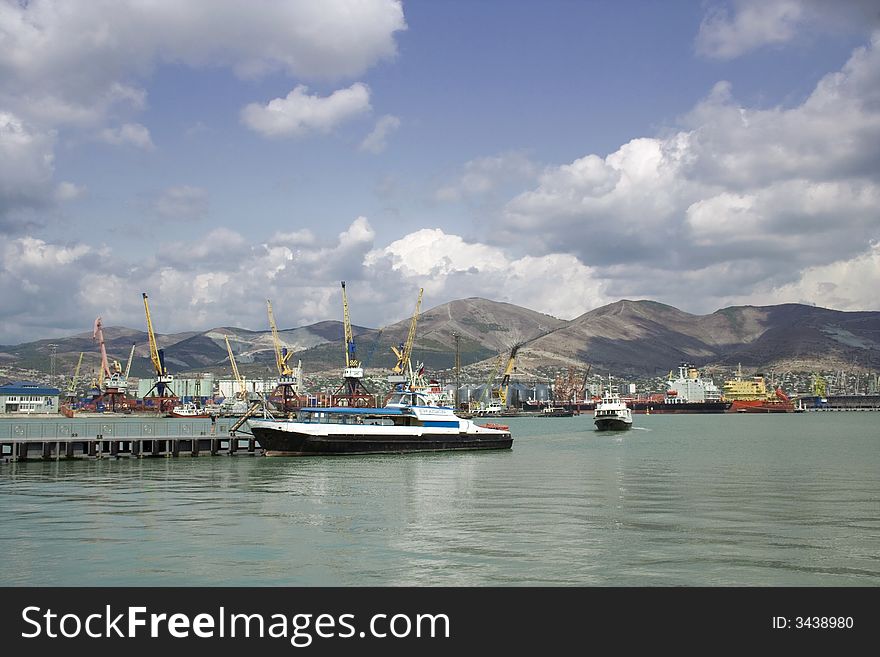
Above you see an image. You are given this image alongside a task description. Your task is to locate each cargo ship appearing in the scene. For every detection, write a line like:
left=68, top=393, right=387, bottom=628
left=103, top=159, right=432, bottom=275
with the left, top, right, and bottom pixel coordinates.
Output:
left=722, top=365, right=796, bottom=413
left=629, top=364, right=730, bottom=413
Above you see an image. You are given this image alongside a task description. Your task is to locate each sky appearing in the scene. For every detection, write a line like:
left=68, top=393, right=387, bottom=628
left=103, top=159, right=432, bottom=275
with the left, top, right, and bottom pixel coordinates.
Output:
left=1, top=0, right=879, bottom=344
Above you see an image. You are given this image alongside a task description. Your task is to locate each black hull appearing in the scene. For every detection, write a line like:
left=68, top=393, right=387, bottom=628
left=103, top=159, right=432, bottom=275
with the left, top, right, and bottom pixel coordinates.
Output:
left=252, top=427, right=512, bottom=456
left=594, top=418, right=632, bottom=431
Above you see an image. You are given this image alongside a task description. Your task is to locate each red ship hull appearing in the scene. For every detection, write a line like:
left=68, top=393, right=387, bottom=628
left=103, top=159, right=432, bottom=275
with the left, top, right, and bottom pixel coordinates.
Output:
left=729, top=399, right=795, bottom=413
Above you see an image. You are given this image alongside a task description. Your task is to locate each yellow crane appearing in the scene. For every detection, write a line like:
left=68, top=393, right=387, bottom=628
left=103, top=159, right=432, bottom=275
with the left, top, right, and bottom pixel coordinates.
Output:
left=812, top=373, right=827, bottom=398
left=224, top=336, right=248, bottom=401
left=475, top=353, right=505, bottom=411
left=142, top=292, right=173, bottom=398
left=497, top=344, right=520, bottom=407
left=391, top=287, right=424, bottom=377
left=266, top=300, right=302, bottom=411
left=340, top=281, right=362, bottom=376
left=66, top=352, right=84, bottom=398
left=267, top=299, right=294, bottom=377
left=335, top=281, right=372, bottom=405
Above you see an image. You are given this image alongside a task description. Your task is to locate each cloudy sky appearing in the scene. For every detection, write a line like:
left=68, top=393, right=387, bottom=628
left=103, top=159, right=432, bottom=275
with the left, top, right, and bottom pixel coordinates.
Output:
left=2, top=0, right=879, bottom=344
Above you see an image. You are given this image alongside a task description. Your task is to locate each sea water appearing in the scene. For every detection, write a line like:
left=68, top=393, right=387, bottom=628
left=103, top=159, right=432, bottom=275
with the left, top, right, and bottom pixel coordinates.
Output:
left=0, top=412, right=877, bottom=586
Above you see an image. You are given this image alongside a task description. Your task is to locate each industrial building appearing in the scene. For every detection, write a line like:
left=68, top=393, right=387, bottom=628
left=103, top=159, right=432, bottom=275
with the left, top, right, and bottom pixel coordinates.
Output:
left=0, top=381, right=61, bottom=414
left=136, top=375, right=215, bottom=402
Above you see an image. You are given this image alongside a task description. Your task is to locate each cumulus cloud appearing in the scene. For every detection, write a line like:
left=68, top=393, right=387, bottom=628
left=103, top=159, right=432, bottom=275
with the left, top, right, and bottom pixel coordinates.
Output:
left=0, top=236, right=103, bottom=340
left=365, top=229, right=610, bottom=319
left=241, top=83, right=372, bottom=138
left=0, top=111, right=56, bottom=226
left=0, top=1, right=405, bottom=220
left=697, top=0, right=880, bottom=59
left=99, top=123, right=155, bottom=150
left=0, top=0, right=405, bottom=126
left=435, top=151, right=539, bottom=202
left=0, top=219, right=611, bottom=345
left=153, top=185, right=209, bottom=220
left=359, top=114, right=400, bottom=153
left=499, top=32, right=880, bottom=312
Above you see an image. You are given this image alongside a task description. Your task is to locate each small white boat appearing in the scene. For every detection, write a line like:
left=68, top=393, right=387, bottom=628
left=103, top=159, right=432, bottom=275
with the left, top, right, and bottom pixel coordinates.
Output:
left=168, top=402, right=211, bottom=419
left=594, top=386, right=633, bottom=431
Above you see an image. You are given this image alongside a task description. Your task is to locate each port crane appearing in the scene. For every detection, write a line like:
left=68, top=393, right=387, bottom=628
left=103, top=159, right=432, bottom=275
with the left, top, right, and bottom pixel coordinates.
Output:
left=65, top=352, right=84, bottom=401
left=224, top=335, right=249, bottom=402
left=389, top=287, right=424, bottom=384
left=93, top=316, right=128, bottom=409
left=92, top=317, right=113, bottom=387
left=141, top=292, right=175, bottom=408
left=497, top=344, right=521, bottom=408
left=334, top=281, right=373, bottom=406
left=266, top=300, right=303, bottom=411
left=473, top=353, right=505, bottom=413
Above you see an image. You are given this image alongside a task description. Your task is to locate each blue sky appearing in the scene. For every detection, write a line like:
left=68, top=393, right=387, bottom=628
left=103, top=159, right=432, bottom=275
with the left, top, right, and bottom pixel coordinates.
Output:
left=1, top=0, right=879, bottom=343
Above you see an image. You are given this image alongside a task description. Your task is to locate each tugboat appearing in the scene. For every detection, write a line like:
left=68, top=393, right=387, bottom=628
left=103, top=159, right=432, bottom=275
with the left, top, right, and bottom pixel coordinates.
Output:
left=593, top=385, right=633, bottom=431
left=248, top=389, right=513, bottom=456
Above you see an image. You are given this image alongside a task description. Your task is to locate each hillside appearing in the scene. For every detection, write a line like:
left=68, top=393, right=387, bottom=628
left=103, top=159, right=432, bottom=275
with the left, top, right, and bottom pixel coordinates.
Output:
left=1, top=299, right=879, bottom=381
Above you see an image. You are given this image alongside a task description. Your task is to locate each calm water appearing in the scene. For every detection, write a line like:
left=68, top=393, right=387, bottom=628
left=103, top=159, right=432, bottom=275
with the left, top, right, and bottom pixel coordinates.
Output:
left=0, top=413, right=877, bottom=586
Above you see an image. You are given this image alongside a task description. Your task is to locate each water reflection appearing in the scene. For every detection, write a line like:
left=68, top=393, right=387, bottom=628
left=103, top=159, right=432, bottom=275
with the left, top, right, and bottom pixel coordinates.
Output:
left=0, top=413, right=878, bottom=586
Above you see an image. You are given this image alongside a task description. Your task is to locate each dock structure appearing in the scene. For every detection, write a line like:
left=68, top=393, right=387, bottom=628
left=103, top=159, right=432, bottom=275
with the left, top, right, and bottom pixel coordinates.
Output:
left=799, top=394, right=880, bottom=411
left=0, top=419, right=262, bottom=463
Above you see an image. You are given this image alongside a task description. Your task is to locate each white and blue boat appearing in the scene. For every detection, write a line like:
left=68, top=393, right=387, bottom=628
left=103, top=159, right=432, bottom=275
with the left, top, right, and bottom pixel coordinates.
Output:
left=248, top=390, right=513, bottom=456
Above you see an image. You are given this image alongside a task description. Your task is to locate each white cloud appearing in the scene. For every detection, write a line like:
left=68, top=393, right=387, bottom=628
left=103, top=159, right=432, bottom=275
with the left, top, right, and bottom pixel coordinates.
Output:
left=153, top=185, right=209, bottom=219
left=54, top=181, right=86, bottom=201
left=99, top=123, right=155, bottom=150
left=496, top=32, right=880, bottom=312
left=435, top=151, right=539, bottom=202
left=697, top=0, right=880, bottom=59
left=0, top=1, right=405, bottom=126
left=359, top=114, right=400, bottom=153
left=697, top=0, right=805, bottom=59
left=241, top=83, right=372, bottom=138
left=365, top=229, right=609, bottom=319
left=718, top=242, right=880, bottom=310
left=0, top=111, right=56, bottom=224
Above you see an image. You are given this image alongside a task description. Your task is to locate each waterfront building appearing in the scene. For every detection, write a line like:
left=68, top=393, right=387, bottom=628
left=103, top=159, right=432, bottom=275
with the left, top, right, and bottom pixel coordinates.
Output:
left=0, top=381, right=61, bottom=414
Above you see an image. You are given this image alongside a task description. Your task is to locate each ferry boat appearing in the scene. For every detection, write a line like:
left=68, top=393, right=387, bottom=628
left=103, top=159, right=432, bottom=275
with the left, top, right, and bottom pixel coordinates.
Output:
left=248, top=390, right=513, bottom=456
left=593, top=386, right=633, bottom=431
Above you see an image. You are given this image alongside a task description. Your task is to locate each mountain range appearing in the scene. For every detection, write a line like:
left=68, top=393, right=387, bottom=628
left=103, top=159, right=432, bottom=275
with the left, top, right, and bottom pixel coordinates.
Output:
left=2, top=299, right=879, bottom=382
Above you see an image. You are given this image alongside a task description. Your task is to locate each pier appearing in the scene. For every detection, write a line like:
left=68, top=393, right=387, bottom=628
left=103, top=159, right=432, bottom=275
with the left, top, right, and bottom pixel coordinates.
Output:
left=0, top=418, right=262, bottom=463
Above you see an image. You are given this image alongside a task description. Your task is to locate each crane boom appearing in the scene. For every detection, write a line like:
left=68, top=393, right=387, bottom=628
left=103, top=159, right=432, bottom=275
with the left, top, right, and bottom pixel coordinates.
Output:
left=340, top=281, right=359, bottom=369
left=142, top=293, right=165, bottom=376
left=225, top=336, right=248, bottom=400
left=123, top=344, right=136, bottom=379
left=67, top=352, right=84, bottom=396
left=392, top=288, right=424, bottom=375
left=93, top=316, right=111, bottom=384
left=267, top=300, right=293, bottom=376
left=498, top=344, right=520, bottom=406
left=479, top=354, right=505, bottom=405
